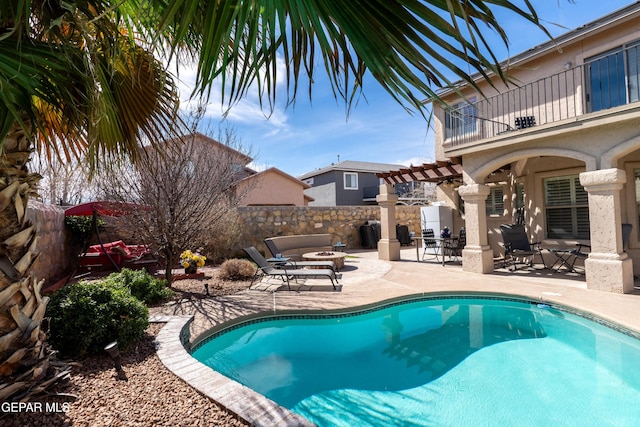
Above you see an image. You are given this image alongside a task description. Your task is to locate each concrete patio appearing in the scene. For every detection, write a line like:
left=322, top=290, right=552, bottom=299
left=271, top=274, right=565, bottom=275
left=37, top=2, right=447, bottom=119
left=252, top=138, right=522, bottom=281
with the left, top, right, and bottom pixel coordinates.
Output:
left=153, top=247, right=640, bottom=426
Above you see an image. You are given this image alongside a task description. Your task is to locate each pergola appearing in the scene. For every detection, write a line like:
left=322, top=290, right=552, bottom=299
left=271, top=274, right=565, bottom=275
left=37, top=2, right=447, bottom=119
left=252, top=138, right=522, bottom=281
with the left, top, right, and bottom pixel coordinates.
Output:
left=374, top=160, right=464, bottom=262
left=376, top=161, right=463, bottom=184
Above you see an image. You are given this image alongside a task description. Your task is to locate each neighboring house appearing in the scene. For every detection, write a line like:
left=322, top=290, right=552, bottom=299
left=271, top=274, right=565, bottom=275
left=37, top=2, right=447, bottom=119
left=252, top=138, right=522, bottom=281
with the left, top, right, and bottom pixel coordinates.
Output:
left=299, top=160, right=432, bottom=206
left=379, top=3, right=640, bottom=294
left=236, top=167, right=313, bottom=206
left=179, top=133, right=310, bottom=206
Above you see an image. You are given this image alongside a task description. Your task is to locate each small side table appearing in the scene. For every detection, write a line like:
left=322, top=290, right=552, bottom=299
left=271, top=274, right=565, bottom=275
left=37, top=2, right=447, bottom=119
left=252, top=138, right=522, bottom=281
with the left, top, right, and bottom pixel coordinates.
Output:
left=332, top=243, right=348, bottom=252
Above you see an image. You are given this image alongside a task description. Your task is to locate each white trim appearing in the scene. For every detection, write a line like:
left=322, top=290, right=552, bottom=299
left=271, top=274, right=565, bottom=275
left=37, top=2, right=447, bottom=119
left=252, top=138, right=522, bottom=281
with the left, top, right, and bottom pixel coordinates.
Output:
left=343, top=172, right=358, bottom=190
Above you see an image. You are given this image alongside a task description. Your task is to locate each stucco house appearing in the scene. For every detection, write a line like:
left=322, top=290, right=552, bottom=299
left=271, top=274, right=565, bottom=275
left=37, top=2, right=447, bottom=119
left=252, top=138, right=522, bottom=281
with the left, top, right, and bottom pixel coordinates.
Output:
left=300, top=160, right=432, bottom=206
left=377, top=3, right=640, bottom=294
left=236, top=167, right=313, bottom=206
left=182, top=133, right=311, bottom=206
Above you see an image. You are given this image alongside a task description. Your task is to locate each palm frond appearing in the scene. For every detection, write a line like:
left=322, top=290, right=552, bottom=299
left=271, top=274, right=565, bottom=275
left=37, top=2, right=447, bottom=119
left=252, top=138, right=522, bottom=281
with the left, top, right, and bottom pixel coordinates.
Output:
left=0, top=1, right=182, bottom=167
left=151, top=0, right=550, bottom=113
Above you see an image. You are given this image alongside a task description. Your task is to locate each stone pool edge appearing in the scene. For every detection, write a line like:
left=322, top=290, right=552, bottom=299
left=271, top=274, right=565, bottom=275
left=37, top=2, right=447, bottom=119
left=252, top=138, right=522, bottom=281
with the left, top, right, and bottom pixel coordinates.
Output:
left=152, top=291, right=640, bottom=427
left=152, top=315, right=314, bottom=427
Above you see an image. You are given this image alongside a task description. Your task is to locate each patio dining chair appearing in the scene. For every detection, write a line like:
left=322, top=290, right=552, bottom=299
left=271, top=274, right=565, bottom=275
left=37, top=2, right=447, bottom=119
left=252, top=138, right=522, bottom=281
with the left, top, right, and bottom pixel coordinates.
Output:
left=444, top=228, right=466, bottom=262
left=421, top=229, right=439, bottom=262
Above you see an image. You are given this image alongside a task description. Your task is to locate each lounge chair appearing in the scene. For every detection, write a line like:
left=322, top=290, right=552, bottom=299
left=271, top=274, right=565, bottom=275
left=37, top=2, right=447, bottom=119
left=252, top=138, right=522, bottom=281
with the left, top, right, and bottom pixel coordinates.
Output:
left=263, top=238, right=339, bottom=271
left=500, top=224, right=546, bottom=271
left=244, top=247, right=339, bottom=290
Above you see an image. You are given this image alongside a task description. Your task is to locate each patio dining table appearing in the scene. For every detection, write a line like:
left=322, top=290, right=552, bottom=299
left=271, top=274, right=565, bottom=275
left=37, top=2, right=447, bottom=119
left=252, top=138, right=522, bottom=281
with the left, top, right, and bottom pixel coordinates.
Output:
left=411, top=236, right=458, bottom=266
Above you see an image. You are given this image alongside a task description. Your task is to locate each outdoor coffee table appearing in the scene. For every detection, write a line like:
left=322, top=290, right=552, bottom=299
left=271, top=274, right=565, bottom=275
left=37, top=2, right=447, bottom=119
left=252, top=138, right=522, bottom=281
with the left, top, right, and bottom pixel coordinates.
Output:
left=302, top=251, right=347, bottom=270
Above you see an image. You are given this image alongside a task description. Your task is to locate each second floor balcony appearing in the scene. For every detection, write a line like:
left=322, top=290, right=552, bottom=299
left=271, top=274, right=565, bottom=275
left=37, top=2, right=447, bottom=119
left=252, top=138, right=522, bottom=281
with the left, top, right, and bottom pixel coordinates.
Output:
left=444, top=42, right=640, bottom=148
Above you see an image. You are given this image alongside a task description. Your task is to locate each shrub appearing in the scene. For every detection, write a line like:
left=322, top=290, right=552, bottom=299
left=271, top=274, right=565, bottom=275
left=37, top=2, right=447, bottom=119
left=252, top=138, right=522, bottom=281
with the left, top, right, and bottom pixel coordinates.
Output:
left=103, top=268, right=173, bottom=304
left=64, top=215, right=104, bottom=241
left=217, top=258, right=256, bottom=281
left=47, top=281, right=149, bottom=358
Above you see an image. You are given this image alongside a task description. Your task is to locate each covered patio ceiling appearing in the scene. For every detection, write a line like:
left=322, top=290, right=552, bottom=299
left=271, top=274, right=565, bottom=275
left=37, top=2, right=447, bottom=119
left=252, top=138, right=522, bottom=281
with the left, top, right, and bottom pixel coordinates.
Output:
left=376, top=161, right=463, bottom=184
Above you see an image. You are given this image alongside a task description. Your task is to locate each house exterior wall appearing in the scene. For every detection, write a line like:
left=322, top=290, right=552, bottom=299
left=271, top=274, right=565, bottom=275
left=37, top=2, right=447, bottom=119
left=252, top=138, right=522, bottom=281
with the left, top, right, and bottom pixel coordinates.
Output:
left=305, top=170, right=382, bottom=206
left=430, top=5, right=640, bottom=292
left=238, top=171, right=307, bottom=206
left=305, top=182, right=337, bottom=206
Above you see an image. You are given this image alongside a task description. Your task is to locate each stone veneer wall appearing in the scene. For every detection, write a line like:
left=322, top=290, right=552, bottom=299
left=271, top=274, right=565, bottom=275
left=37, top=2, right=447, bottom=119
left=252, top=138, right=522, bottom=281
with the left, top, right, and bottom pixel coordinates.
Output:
left=26, top=200, right=72, bottom=284
left=23, top=203, right=421, bottom=281
left=236, top=205, right=421, bottom=256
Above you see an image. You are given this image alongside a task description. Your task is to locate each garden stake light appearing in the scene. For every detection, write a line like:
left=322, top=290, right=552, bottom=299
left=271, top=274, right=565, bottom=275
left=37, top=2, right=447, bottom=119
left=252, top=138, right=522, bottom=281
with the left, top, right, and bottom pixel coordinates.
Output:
left=104, top=341, right=127, bottom=380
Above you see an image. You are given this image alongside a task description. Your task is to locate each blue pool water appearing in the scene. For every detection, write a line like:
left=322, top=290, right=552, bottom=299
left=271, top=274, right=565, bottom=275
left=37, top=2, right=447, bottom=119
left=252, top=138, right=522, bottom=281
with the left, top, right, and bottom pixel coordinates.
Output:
left=192, top=297, right=640, bottom=426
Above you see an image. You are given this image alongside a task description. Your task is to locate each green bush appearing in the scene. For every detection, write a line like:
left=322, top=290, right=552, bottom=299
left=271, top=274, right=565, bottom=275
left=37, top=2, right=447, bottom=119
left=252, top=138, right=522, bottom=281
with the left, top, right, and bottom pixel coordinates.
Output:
left=47, top=281, right=149, bottom=358
left=64, top=215, right=104, bottom=241
left=217, top=258, right=256, bottom=281
left=103, top=268, right=173, bottom=304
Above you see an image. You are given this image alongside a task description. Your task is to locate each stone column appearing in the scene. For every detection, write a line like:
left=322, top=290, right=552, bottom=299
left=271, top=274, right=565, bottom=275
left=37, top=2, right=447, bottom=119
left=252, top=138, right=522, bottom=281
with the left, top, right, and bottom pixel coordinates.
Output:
left=579, top=169, right=633, bottom=293
left=376, top=183, right=400, bottom=261
left=458, top=184, right=493, bottom=273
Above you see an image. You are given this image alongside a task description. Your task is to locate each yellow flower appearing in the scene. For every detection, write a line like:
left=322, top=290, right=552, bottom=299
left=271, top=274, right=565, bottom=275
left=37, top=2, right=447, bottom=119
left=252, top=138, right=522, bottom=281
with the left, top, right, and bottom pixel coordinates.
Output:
left=180, top=250, right=206, bottom=268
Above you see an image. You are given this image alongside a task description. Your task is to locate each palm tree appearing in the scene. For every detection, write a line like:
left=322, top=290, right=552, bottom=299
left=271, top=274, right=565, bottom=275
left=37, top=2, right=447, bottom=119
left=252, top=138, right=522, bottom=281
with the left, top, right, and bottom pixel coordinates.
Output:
left=0, top=0, right=548, bottom=401
left=0, top=1, right=181, bottom=401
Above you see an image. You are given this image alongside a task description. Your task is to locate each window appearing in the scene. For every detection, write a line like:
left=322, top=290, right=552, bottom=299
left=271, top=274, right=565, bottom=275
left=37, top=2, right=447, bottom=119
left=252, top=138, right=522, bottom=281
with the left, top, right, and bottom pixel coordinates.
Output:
left=344, top=172, right=358, bottom=190
left=445, top=98, right=477, bottom=140
left=485, top=187, right=504, bottom=216
left=586, top=41, right=640, bottom=112
left=544, top=175, right=589, bottom=239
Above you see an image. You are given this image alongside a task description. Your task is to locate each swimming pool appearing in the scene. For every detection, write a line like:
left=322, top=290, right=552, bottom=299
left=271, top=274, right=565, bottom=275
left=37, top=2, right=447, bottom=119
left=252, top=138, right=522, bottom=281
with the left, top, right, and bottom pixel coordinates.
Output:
left=192, top=296, right=640, bottom=426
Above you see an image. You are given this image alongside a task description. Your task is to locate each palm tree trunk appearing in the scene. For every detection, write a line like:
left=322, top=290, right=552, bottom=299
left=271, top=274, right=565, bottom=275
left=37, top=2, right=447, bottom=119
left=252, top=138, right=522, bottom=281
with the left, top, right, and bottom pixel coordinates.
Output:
left=0, top=122, right=70, bottom=402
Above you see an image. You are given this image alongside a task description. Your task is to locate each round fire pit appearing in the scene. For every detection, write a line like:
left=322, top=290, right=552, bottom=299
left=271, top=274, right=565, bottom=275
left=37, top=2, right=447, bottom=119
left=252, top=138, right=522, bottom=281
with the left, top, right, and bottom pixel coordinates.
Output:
left=302, top=251, right=347, bottom=270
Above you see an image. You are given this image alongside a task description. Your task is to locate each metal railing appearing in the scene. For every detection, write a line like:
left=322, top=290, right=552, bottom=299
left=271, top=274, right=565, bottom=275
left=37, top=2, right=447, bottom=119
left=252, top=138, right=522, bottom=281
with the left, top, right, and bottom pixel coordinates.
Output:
left=363, top=186, right=379, bottom=199
left=363, top=183, right=435, bottom=202
left=444, top=43, right=640, bottom=147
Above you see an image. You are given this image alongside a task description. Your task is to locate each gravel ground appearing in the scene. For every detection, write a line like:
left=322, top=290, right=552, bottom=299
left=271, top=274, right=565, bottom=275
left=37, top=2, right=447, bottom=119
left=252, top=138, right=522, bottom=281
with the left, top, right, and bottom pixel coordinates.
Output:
left=6, top=268, right=252, bottom=427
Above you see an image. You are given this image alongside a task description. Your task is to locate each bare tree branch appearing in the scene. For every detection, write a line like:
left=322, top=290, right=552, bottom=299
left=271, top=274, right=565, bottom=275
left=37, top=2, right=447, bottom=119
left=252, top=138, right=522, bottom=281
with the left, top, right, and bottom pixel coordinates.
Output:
left=99, top=124, right=253, bottom=283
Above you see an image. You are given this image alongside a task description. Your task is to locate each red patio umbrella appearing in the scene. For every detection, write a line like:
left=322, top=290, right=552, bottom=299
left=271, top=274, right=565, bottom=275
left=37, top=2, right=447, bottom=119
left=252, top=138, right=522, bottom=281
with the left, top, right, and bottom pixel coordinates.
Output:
left=64, top=201, right=140, bottom=217
left=64, top=201, right=143, bottom=272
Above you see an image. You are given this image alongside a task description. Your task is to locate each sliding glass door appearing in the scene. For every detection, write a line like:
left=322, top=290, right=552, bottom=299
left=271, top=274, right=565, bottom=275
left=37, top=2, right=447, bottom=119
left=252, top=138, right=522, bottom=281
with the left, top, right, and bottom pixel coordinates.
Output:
left=586, top=41, right=640, bottom=112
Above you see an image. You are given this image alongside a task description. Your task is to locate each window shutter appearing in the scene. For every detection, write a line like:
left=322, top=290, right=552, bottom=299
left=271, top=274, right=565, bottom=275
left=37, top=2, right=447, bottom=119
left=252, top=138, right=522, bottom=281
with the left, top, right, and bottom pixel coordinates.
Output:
left=544, top=174, right=589, bottom=239
left=486, top=187, right=504, bottom=215
left=545, top=178, right=572, bottom=206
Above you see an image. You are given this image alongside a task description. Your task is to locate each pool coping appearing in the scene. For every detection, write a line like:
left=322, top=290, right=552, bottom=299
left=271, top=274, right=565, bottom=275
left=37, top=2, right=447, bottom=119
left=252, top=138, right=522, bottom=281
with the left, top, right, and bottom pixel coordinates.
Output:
left=153, top=289, right=640, bottom=426
left=153, top=314, right=315, bottom=427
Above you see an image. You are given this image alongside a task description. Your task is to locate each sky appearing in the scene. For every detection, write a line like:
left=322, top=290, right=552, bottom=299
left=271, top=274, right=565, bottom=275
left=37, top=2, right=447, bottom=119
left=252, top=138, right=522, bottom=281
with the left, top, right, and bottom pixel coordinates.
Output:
left=174, top=0, right=636, bottom=178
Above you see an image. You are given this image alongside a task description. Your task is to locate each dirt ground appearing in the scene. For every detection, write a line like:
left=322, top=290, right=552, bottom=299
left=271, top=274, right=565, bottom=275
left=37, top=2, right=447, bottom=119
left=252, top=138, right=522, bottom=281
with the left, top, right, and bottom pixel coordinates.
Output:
left=6, top=268, right=252, bottom=427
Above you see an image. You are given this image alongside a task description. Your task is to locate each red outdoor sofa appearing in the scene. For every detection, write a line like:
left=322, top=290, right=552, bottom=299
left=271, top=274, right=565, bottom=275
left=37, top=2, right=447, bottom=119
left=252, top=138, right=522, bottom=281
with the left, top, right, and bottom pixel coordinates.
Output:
left=79, top=240, right=158, bottom=273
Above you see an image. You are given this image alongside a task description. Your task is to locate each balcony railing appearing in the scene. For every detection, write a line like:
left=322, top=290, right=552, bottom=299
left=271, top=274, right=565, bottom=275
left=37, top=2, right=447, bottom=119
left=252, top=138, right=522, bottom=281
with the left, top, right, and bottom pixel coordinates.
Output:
left=444, top=43, right=640, bottom=147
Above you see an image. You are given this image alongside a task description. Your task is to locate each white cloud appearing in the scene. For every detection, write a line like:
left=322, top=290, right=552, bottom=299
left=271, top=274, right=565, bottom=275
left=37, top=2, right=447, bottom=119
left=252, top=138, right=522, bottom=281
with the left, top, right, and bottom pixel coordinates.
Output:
left=395, top=156, right=433, bottom=167
left=171, top=56, right=291, bottom=132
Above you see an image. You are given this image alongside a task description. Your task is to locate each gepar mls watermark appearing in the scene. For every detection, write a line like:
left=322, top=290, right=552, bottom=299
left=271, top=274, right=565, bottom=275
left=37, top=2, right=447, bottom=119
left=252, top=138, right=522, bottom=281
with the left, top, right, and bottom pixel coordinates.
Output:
left=1, top=401, right=70, bottom=414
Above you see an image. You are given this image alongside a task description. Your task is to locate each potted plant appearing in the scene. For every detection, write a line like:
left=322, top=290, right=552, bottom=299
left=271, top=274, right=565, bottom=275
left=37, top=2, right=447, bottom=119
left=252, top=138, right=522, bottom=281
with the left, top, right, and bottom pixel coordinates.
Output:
left=180, top=250, right=206, bottom=274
